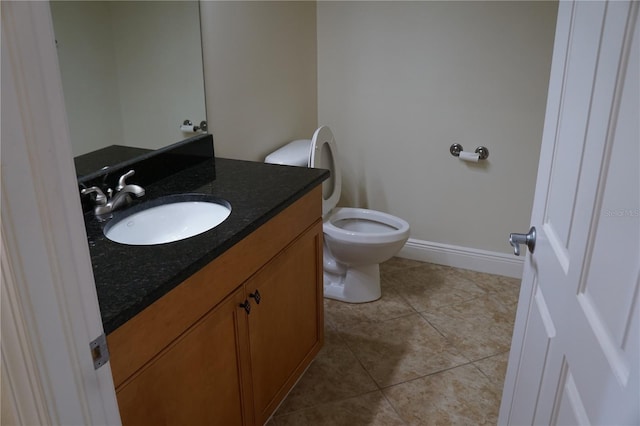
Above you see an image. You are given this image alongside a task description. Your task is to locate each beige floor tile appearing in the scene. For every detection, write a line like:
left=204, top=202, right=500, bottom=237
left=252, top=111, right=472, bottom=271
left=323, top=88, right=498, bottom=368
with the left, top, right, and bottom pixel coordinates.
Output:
left=264, top=416, right=278, bottom=426
left=473, top=351, right=510, bottom=392
left=422, top=295, right=515, bottom=360
left=275, top=326, right=378, bottom=415
left=380, top=260, right=442, bottom=286
left=380, top=256, right=427, bottom=274
left=274, top=261, right=519, bottom=424
left=324, top=288, right=415, bottom=330
left=463, top=272, right=522, bottom=309
left=500, top=276, right=523, bottom=287
left=275, top=391, right=405, bottom=426
left=454, top=270, right=522, bottom=314
left=342, top=313, right=468, bottom=387
left=383, top=364, right=501, bottom=425
left=491, top=284, right=521, bottom=313
left=449, top=268, right=510, bottom=293
left=384, top=264, right=486, bottom=312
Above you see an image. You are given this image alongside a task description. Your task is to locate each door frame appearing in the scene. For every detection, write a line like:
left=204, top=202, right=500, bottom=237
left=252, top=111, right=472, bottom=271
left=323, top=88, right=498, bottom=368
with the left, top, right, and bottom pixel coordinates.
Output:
left=1, top=2, right=121, bottom=424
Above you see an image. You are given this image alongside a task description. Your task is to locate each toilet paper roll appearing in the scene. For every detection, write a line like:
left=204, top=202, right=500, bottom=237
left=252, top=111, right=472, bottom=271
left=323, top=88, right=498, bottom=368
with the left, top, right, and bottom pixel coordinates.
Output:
left=180, top=124, right=197, bottom=132
left=459, top=151, right=480, bottom=162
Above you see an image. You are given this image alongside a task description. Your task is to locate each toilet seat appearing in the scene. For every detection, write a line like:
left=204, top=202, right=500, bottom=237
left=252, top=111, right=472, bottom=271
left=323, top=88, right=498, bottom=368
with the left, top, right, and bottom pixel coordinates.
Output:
left=324, top=207, right=411, bottom=245
left=310, top=126, right=409, bottom=244
left=310, top=126, right=341, bottom=217
left=311, top=126, right=409, bottom=245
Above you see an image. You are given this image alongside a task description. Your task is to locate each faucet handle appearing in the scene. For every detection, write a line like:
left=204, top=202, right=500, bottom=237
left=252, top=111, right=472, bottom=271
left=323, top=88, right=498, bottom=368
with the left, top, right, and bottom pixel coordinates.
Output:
left=119, top=184, right=146, bottom=198
left=116, top=170, right=136, bottom=191
left=81, top=186, right=107, bottom=205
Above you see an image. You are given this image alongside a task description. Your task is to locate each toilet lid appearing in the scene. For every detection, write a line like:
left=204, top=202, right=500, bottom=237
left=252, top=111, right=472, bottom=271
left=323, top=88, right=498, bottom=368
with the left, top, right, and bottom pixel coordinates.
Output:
left=310, top=126, right=341, bottom=217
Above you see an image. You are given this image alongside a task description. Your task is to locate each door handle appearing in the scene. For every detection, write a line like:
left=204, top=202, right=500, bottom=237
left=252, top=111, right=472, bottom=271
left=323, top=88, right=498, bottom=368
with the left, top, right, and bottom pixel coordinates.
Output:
left=509, top=226, right=536, bottom=256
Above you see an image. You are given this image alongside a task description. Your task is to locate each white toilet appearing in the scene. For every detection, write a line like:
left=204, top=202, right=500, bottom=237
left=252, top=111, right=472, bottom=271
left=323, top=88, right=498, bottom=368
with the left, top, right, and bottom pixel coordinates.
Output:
left=266, top=126, right=410, bottom=303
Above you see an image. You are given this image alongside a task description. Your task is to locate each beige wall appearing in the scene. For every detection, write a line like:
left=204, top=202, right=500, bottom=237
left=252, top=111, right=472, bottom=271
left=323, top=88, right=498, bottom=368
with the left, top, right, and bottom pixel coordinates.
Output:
left=317, top=1, right=557, bottom=254
left=200, top=1, right=318, bottom=161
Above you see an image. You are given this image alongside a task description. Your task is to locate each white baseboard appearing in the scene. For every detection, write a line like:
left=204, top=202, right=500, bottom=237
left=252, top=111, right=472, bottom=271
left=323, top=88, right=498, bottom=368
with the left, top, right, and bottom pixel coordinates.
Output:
left=397, top=238, right=524, bottom=278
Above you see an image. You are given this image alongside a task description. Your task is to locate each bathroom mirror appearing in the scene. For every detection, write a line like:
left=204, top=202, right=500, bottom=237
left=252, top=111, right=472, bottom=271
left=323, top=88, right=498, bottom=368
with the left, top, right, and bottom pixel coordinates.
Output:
left=50, top=1, right=207, bottom=160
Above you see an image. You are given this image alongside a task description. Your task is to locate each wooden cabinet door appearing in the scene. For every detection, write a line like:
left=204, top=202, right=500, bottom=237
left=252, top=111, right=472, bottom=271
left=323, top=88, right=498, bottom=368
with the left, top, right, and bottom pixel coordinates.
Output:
left=246, top=221, right=324, bottom=424
left=116, top=287, right=254, bottom=426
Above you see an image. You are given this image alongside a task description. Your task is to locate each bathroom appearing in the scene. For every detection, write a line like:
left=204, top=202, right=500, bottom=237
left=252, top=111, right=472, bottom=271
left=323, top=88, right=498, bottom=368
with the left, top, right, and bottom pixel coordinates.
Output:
left=3, top=1, right=638, bottom=425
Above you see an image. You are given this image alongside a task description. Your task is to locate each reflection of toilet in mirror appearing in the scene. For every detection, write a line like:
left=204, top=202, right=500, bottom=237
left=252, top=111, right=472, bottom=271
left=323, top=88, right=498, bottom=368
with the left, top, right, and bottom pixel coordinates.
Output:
left=266, top=126, right=410, bottom=303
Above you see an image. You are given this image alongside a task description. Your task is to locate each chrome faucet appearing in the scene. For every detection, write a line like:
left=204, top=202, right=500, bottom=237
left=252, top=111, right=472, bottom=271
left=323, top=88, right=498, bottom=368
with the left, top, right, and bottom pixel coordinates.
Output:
left=81, top=170, right=145, bottom=218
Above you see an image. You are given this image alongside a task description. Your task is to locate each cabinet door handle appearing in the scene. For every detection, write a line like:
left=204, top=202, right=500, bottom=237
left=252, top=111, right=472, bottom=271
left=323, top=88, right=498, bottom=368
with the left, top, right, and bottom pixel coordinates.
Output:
left=239, top=300, right=251, bottom=314
left=249, top=290, right=261, bottom=304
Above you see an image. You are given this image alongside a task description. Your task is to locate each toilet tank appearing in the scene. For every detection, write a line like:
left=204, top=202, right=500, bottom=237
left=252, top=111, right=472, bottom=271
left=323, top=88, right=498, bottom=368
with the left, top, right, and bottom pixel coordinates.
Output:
left=265, top=139, right=312, bottom=167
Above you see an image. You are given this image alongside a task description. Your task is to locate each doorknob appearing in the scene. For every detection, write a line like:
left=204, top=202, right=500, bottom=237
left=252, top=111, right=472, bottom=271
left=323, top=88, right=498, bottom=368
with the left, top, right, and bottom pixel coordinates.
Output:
left=509, top=226, right=536, bottom=256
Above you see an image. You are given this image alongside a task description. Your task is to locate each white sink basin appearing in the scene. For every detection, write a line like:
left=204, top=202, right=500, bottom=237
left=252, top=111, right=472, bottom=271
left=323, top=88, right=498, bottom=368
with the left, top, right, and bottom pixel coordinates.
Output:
left=104, top=196, right=231, bottom=245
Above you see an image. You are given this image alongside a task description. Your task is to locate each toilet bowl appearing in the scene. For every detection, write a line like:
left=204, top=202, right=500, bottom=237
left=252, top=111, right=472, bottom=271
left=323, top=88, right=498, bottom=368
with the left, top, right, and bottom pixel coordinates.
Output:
left=265, top=126, right=410, bottom=303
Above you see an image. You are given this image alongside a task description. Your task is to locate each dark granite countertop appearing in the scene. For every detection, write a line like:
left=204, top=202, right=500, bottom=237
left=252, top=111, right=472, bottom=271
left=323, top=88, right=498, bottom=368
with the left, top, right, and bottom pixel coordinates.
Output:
left=84, top=157, right=328, bottom=334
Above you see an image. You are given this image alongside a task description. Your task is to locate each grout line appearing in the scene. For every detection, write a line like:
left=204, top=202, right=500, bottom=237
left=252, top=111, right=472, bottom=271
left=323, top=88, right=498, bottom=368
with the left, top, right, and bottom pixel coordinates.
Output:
left=471, top=361, right=496, bottom=385
left=392, top=282, right=486, bottom=315
left=272, top=389, right=384, bottom=420
left=470, top=349, right=511, bottom=364
left=419, top=312, right=449, bottom=340
left=469, top=357, right=509, bottom=397
left=339, top=332, right=385, bottom=392
left=329, top=310, right=420, bottom=334
left=380, top=390, right=410, bottom=425
left=378, top=360, right=479, bottom=390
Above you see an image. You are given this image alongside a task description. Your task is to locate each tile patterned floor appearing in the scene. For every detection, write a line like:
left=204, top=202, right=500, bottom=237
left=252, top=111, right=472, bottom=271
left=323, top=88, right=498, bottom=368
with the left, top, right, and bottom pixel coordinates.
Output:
left=268, top=258, right=521, bottom=426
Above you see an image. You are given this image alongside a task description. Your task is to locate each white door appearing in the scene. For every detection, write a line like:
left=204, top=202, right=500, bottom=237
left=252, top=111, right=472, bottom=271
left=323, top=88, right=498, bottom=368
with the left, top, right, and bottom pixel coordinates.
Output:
left=2, top=2, right=121, bottom=424
left=499, top=1, right=639, bottom=425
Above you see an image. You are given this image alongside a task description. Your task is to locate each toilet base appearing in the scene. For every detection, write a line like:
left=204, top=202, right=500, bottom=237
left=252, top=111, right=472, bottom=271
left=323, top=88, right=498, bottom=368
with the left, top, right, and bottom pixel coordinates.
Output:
left=323, top=264, right=381, bottom=303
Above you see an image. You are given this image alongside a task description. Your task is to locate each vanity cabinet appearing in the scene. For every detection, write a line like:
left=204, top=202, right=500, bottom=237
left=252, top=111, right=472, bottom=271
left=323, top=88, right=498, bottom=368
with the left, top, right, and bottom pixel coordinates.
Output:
left=107, top=187, right=324, bottom=426
left=115, top=286, right=252, bottom=425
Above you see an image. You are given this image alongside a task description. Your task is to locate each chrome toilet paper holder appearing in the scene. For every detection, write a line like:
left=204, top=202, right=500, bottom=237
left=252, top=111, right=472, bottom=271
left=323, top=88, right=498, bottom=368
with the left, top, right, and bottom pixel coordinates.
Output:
left=181, top=119, right=208, bottom=133
left=449, top=143, right=489, bottom=160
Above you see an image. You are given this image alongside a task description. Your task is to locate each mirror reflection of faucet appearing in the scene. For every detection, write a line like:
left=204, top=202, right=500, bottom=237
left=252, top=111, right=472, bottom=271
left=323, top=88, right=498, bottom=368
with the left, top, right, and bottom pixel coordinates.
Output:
left=81, top=170, right=145, bottom=219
